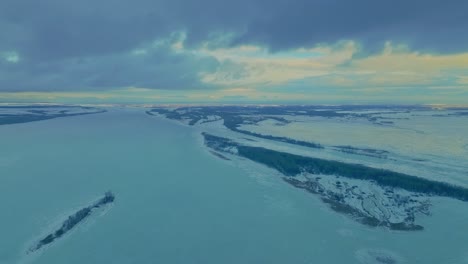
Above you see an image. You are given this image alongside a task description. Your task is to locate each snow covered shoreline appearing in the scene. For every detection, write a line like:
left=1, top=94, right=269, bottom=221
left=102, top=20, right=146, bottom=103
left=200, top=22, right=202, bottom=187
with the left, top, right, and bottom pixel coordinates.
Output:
left=147, top=105, right=468, bottom=231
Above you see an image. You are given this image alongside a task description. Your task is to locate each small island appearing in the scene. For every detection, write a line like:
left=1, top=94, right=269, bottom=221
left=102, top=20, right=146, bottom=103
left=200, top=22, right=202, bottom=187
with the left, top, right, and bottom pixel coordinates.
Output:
left=29, top=192, right=115, bottom=253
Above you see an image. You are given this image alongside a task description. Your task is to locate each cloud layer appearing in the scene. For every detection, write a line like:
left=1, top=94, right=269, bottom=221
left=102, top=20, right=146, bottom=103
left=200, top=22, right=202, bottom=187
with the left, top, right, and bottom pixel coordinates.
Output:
left=0, top=0, right=467, bottom=103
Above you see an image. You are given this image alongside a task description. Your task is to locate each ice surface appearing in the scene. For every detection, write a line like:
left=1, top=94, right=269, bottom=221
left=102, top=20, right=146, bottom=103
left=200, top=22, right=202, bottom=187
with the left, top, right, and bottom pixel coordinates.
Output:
left=1, top=106, right=467, bottom=264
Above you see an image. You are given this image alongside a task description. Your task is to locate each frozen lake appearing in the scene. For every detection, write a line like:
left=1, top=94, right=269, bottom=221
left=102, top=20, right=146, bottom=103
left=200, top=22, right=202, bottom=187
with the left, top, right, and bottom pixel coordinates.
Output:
left=1, top=108, right=467, bottom=264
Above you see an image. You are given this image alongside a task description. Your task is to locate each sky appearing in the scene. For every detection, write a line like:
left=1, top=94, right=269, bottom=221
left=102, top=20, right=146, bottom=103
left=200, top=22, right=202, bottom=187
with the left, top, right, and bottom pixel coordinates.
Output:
left=0, top=0, right=467, bottom=104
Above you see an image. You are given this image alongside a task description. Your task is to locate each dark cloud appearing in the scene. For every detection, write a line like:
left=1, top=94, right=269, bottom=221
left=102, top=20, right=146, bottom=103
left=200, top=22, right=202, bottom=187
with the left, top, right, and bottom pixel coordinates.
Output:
left=0, top=0, right=467, bottom=91
left=0, top=0, right=174, bottom=60
left=0, top=42, right=218, bottom=91
left=233, top=0, right=468, bottom=53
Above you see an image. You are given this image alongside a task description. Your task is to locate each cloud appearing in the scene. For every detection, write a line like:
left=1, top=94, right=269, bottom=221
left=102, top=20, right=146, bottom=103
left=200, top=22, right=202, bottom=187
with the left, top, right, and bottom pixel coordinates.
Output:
left=0, top=0, right=467, bottom=105
left=1, top=0, right=467, bottom=59
left=197, top=41, right=358, bottom=86
left=190, top=41, right=468, bottom=92
left=0, top=33, right=218, bottom=91
left=1, top=51, right=20, bottom=63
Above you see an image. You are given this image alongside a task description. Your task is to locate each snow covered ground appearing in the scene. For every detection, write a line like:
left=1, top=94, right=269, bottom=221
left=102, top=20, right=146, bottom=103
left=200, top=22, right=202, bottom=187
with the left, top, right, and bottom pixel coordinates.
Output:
left=147, top=105, right=468, bottom=230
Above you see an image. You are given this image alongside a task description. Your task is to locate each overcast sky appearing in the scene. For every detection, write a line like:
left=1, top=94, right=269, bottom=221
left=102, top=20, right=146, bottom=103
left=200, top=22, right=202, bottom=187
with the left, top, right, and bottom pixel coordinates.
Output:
left=1, top=0, right=467, bottom=104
